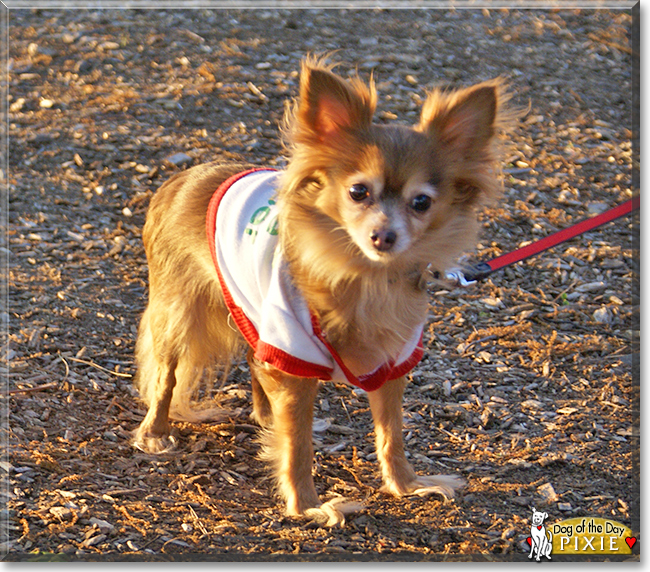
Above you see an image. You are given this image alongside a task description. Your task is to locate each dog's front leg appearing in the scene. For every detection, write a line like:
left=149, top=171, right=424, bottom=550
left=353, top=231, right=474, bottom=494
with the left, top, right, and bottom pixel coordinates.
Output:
left=251, top=360, right=361, bottom=526
left=250, top=360, right=321, bottom=514
left=367, top=376, right=418, bottom=493
left=367, top=376, right=464, bottom=500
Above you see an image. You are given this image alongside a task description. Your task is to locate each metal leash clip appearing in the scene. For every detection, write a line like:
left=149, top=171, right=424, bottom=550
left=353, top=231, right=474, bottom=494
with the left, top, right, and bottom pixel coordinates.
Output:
left=445, top=268, right=477, bottom=287
left=445, top=262, right=493, bottom=287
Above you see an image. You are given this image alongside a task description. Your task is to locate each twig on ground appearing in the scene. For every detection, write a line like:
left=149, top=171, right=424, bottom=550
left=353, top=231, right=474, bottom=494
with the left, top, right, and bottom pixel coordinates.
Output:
left=68, top=357, right=133, bottom=378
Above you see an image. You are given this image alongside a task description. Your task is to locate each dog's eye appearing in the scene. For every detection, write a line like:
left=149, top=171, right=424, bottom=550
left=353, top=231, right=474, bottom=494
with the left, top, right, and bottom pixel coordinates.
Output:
left=411, top=194, right=432, bottom=212
left=349, top=183, right=370, bottom=202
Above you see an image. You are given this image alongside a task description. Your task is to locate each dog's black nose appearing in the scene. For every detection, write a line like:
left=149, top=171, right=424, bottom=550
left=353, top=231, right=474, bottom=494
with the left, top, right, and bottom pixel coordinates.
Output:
left=370, top=229, right=397, bottom=252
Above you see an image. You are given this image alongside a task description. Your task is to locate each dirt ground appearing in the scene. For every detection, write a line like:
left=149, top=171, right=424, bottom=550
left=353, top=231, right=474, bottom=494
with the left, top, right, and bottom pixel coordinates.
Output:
left=3, top=6, right=639, bottom=562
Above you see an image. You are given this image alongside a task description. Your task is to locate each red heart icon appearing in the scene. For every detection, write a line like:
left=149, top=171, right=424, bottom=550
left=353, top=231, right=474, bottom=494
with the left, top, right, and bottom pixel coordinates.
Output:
left=625, top=537, right=637, bottom=549
left=526, top=537, right=532, bottom=546
left=537, top=525, right=543, bottom=530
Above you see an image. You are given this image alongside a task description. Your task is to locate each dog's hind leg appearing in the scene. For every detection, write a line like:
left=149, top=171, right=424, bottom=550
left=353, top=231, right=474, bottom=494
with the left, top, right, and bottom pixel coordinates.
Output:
left=133, top=291, right=237, bottom=452
left=545, top=532, right=553, bottom=559
left=248, top=349, right=273, bottom=428
left=368, top=376, right=465, bottom=500
left=132, top=310, right=179, bottom=454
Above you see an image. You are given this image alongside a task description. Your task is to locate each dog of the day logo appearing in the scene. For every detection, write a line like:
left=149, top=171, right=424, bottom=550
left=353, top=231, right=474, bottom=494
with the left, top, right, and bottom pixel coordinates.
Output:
left=526, top=508, right=636, bottom=558
left=551, top=516, right=636, bottom=555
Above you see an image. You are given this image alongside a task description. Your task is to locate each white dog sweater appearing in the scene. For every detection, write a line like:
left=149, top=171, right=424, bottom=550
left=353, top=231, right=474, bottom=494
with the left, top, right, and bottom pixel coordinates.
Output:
left=206, top=168, right=424, bottom=392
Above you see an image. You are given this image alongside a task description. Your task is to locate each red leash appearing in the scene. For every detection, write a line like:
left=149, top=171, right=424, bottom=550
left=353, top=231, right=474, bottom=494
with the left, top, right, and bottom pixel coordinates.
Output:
left=453, top=196, right=640, bottom=283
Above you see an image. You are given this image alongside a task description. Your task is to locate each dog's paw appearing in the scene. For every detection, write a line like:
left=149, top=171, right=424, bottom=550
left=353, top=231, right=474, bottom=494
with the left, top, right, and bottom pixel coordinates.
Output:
left=303, top=497, right=364, bottom=527
left=381, top=474, right=465, bottom=501
left=132, top=432, right=177, bottom=454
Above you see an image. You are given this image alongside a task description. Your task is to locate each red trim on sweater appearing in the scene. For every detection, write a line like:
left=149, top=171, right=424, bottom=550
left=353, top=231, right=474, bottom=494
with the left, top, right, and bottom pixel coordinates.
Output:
left=310, top=314, right=424, bottom=392
left=254, top=340, right=333, bottom=380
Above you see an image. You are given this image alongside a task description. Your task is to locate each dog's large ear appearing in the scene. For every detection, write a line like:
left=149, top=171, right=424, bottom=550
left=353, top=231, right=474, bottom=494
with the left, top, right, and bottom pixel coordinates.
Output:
left=419, top=82, right=499, bottom=158
left=418, top=79, right=513, bottom=207
left=296, top=59, right=376, bottom=141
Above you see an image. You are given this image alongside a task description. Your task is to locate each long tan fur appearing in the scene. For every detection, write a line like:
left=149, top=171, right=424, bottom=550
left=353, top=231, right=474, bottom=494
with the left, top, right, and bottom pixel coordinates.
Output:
left=133, top=56, right=515, bottom=523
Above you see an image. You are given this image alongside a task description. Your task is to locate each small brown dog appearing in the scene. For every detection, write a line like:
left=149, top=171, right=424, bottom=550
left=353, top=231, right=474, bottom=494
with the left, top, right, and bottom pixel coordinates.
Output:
left=133, top=56, right=512, bottom=525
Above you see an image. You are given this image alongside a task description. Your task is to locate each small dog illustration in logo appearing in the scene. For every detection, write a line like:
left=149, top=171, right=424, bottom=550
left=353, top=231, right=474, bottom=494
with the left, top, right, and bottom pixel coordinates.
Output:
left=528, top=507, right=553, bottom=561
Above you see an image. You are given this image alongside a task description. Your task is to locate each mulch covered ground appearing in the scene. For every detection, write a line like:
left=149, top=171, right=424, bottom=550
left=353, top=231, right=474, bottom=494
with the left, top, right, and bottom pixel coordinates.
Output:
left=3, top=6, right=639, bottom=562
